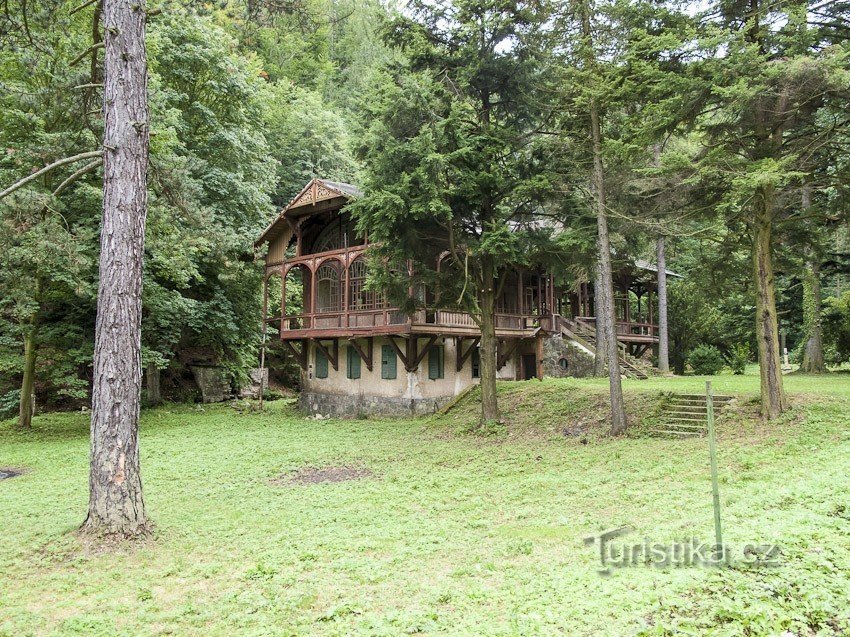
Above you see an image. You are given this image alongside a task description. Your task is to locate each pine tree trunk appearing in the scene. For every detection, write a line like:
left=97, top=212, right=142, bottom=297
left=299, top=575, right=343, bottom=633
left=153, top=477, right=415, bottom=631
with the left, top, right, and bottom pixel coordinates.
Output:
left=146, top=362, right=161, bottom=405
left=800, top=258, right=825, bottom=373
left=656, top=235, right=670, bottom=373
left=84, top=0, right=149, bottom=537
left=478, top=257, right=500, bottom=425
left=752, top=184, right=788, bottom=419
left=799, top=186, right=825, bottom=373
left=592, top=262, right=607, bottom=377
left=590, top=103, right=627, bottom=435
left=18, top=315, right=37, bottom=429
left=580, top=0, right=626, bottom=434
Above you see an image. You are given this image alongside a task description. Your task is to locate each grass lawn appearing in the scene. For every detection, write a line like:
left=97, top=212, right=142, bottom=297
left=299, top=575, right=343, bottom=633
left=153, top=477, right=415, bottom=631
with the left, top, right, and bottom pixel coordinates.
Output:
left=1, top=371, right=849, bottom=636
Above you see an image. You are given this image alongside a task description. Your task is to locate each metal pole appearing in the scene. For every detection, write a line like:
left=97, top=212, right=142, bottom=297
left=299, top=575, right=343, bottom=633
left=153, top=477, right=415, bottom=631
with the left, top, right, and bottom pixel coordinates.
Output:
left=706, top=380, right=723, bottom=561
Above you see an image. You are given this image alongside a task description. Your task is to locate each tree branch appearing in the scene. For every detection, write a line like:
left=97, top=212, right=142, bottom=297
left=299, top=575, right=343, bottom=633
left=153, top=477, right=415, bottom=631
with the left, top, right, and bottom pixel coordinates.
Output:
left=69, top=42, right=105, bottom=67
left=52, top=158, right=103, bottom=196
left=0, top=150, right=102, bottom=200
left=69, top=0, right=98, bottom=14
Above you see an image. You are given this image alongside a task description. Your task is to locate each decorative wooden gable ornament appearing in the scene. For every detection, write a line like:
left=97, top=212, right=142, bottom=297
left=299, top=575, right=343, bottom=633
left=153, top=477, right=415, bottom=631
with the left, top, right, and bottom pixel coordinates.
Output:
left=287, top=179, right=346, bottom=211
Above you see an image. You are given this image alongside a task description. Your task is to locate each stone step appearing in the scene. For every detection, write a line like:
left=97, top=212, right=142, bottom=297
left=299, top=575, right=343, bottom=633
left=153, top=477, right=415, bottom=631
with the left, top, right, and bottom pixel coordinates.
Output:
left=668, top=396, right=733, bottom=402
left=673, top=394, right=735, bottom=402
left=650, top=429, right=702, bottom=438
left=664, top=419, right=707, bottom=425
left=661, top=422, right=706, bottom=430
left=664, top=411, right=707, bottom=422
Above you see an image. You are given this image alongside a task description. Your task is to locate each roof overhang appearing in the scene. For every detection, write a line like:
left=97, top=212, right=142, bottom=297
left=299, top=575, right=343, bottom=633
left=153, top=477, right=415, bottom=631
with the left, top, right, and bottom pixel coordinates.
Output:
left=255, top=178, right=362, bottom=248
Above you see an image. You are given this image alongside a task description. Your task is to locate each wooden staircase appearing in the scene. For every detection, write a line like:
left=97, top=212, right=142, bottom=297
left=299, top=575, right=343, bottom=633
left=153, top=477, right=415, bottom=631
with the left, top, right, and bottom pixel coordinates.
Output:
left=652, top=393, right=734, bottom=438
left=557, top=316, right=650, bottom=380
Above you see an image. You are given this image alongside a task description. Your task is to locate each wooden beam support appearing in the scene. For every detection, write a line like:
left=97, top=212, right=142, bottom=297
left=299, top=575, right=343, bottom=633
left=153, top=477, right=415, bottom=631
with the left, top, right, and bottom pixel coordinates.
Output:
left=411, top=335, right=439, bottom=371
left=348, top=337, right=373, bottom=371
left=387, top=336, right=411, bottom=372
left=314, top=338, right=339, bottom=371
left=456, top=336, right=480, bottom=372
left=282, top=339, right=308, bottom=371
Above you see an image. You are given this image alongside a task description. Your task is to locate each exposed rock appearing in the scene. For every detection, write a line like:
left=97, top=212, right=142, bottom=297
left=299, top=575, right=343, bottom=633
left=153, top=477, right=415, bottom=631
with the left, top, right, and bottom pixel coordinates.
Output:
left=189, top=365, right=232, bottom=403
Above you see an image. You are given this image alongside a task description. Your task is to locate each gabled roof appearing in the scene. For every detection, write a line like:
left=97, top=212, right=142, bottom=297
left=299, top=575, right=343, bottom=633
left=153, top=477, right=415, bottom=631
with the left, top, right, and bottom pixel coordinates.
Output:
left=255, top=178, right=362, bottom=248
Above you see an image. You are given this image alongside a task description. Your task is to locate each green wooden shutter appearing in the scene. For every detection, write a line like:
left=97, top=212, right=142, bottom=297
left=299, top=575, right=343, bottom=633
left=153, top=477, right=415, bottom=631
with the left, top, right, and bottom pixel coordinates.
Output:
left=315, top=347, right=328, bottom=378
left=471, top=349, right=480, bottom=378
left=428, top=345, right=444, bottom=380
left=381, top=344, right=397, bottom=379
left=347, top=346, right=361, bottom=379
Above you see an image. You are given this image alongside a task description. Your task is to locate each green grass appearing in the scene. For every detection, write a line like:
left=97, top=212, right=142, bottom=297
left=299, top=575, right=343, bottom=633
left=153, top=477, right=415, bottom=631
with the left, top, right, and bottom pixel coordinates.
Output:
left=1, top=372, right=849, bottom=636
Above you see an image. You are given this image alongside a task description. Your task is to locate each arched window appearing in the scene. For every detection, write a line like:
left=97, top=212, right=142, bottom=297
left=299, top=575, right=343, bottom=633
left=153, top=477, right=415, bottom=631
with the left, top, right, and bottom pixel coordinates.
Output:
left=316, top=262, right=342, bottom=313
left=312, top=218, right=344, bottom=253
left=348, top=257, right=385, bottom=311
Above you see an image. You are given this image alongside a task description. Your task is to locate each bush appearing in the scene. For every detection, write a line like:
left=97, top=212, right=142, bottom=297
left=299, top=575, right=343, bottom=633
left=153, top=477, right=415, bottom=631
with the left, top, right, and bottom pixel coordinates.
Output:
left=726, top=343, right=750, bottom=375
left=262, top=388, right=285, bottom=402
left=688, top=344, right=725, bottom=375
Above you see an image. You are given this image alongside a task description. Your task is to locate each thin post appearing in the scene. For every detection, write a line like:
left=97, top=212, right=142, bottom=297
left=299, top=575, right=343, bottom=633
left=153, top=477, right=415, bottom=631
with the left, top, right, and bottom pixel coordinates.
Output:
left=259, top=327, right=267, bottom=411
left=259, top=284, right=268, bottom=410
left=706, top=381, right=723, bottom=561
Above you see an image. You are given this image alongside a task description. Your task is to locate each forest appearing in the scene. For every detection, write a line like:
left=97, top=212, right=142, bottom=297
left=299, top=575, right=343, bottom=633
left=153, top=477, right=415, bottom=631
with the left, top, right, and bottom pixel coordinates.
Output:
left=2, top=0, right=849, bottom=425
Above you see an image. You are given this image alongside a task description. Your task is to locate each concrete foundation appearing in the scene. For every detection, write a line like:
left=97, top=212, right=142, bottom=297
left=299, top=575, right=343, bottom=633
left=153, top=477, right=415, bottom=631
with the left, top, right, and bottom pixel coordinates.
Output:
left=299, top=390, right=453, bottom=417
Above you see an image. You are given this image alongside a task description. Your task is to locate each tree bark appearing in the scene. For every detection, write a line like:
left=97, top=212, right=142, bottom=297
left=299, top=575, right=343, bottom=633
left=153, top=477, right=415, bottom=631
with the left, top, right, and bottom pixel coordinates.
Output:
left=799, top=186, right=825, bottom=373
left=589, top=107, right=626, bottom=434
left=592, top=262, right=607, bottom=377
left=800, top=260, right=825, bottom=373
left=18, top=314, right=37, bottom=429
left=581, top=0, right=627, bottom=434
left=752, top=184, right=788, bottom=419
left=656, top=235, right=670, bottom=373
left=83, top=0, right=149, bottom=537
left=145, top=362, right=161, bottom=405
left=478, top=256, right=500, bottom=425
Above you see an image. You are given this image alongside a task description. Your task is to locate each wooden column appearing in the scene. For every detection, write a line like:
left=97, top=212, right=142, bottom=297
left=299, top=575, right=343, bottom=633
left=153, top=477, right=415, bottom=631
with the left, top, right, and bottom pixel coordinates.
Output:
left=343, top=255, right=350, bottom=329
left=536, top=335, right=544, bottom=381
left=309, top=265, right=316, bottom=317
left=517, top=269, right=523, bottom=314
left=577, top=283, right=583, bottom=318
left=537, top=274, right=543, bottom=315
left=281, top=269, right=287, bottom=329
left=646, top=290, right=655, bottom=333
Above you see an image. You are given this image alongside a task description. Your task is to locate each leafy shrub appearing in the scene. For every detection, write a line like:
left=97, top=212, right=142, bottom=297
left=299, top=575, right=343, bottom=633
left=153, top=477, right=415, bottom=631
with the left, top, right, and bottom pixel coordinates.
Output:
left=262, top=388, right=285, bottom=402
left=0, top=389, right=20, bottom=420
left=726, top=343, right=750, bottom=375
left=688, top=344, right=725, bottom=375
left=823, top=292, right=850, bottom=365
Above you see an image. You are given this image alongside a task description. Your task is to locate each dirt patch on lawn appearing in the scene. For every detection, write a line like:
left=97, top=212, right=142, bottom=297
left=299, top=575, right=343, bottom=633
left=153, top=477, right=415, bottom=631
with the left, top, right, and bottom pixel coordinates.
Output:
left=0, top=467, right=24, bottom=480
left=275, top=466, right=375, bottom=485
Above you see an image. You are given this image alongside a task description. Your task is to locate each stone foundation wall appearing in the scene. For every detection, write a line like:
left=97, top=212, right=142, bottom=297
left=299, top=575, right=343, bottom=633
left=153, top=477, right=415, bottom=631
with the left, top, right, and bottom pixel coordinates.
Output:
left=540, top=335, right=595, bottom=378
left=300, top=391, right=452, bottom=418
